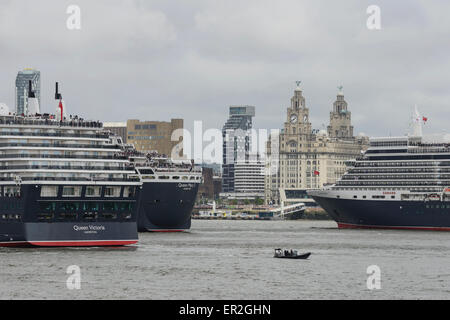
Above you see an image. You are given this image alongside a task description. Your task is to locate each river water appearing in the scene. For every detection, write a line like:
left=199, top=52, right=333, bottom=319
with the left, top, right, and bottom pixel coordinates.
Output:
left=1, top=220, right=449, bottom=300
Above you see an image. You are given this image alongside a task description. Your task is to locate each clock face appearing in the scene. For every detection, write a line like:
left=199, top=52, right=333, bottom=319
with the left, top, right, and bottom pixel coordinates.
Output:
left=290, top=114, right=298, bottom=123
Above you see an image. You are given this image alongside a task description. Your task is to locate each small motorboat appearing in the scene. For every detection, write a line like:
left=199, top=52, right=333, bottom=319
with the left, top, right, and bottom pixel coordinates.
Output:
left=274, top=248, right=311, bottom=259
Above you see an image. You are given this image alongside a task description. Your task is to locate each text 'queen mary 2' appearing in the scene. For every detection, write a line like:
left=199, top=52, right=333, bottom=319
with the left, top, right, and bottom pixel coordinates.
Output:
left=309, top=110, right=450, bottom=231
left=0, top=82, right=141, bottom=247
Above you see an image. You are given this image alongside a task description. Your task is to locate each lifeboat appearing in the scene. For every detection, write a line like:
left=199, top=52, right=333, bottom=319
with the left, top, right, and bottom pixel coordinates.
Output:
left=427, top=194, right=441, bottom=201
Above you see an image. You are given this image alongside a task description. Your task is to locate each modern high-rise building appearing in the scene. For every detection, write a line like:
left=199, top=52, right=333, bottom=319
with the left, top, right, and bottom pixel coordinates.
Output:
left=264, top=84, right=369, bottom=205
left=233, top=159, right=265, bottom=197
left=15, top=69, right=40, bottom=115
left=221, top=105, right=256, bottom=193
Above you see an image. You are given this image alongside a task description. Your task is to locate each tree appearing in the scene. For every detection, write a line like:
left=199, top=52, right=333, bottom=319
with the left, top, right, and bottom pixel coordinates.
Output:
left=255, top=197, right=264, bottom=205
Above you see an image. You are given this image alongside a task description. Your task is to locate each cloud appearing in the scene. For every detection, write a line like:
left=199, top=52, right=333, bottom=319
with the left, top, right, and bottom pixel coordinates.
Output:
left=0, top=0, right=449, bottom=144
left=0, top=0, right=177, bottom=60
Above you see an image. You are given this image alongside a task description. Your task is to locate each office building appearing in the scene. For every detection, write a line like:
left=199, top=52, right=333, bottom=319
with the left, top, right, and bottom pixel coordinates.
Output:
left=222, top=105, right=255, bottom=193
left=265, top=84, right=369, bottom=205
left=127, top=119, right=184, bottom=158
left=233, top=159, right=265, bottom=197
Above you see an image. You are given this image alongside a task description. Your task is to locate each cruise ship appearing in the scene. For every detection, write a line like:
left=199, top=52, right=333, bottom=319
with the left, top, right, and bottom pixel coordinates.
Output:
left=123, top=146, right=202, bottom=232
left=0, top=82, right=141, bottom=246
left=309, top=111, right=450, bottom=231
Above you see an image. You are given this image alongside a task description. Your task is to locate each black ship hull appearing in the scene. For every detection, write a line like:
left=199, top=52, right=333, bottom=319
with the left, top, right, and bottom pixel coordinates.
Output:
left=311, top=195, right=450, bottom=231
left=0, top=222, right=138, bottom=247
left=137, top=182, right=199, bottom=232
left=0, top=184, right=139, bottom=247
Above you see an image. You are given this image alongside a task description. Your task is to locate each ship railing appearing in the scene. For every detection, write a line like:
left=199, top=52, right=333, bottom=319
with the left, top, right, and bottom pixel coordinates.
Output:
left=0, top=131, right=109, bottom=139
left=336, top=181, right=449, bottom=187
left=0, top=142, right=120, bottom=150
left=0, top=177, right=140, bottom=182
left=0, top=154, right=128, bottom=160
left=348, top=168, right=450, bottom=173
left=408, top=147, right=450, bottom=154
left=0, top=116, right=103, bottom=129
left=153, top=167, right=202, bottom=173
left=0, top=165, right=135, bottom=171
left=341, top=175, right=450, bottom=180
left=354, top=162, right=448, bottom=168
left=409, top=142, right=450, bottom=148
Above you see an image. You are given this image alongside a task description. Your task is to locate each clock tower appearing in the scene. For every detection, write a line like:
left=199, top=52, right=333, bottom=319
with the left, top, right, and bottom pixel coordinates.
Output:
left=284, top=82, right=312, bottom=138
left=265, top=82, right=369, bottom=205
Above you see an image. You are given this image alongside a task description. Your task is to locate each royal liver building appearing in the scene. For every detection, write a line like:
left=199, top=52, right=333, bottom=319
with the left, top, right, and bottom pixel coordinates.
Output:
left=264, top=83, right=369, bottom=205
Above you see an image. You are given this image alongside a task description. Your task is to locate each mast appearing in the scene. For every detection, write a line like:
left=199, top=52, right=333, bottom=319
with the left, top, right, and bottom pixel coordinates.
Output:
left=411, top=105, right=423, bottom=137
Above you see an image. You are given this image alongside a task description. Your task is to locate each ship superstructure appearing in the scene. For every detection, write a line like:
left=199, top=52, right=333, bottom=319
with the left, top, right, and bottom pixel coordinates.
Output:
left=309, top=111, right=450, bottom=230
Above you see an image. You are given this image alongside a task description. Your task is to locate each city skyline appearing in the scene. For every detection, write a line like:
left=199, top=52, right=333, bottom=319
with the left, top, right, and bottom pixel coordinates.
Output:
left=0, top=0, right=449, bottom=138
left=1, top=0, right=449, bottom=304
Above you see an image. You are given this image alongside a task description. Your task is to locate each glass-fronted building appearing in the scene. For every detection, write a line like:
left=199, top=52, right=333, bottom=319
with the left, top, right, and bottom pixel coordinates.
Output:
left=221, top=105, right=255, bottom=193
left=15, top=69, right=41, bottom=115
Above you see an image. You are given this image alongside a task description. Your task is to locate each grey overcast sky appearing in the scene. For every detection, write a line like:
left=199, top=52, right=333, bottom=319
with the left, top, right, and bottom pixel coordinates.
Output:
left=0, top=0, right=449, bottom=138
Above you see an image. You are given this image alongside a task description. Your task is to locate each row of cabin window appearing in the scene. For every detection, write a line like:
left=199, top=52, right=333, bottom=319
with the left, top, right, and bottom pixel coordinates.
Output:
left=37, top=212, right=132, bottom=221
left=353, top=195, right=395, bottom=199
left=338, top=195, right=394, bottom=199
left=40, top=186, right=135, bottom=198
left=39, top=201, right=134, bottom=212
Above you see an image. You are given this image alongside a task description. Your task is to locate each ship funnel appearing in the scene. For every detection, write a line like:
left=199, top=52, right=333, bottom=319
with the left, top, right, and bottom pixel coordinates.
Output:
left=55, top=82, right=62, bottom=100
left=55, top=82, right=67, bottom=121
left=26, top=80, right=40, bottom=115
left=28, top=80, right=35, bottom=98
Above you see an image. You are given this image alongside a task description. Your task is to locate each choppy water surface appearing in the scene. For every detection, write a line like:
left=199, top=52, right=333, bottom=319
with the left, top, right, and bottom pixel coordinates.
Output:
left=1, top=220, right=449, bottom=299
